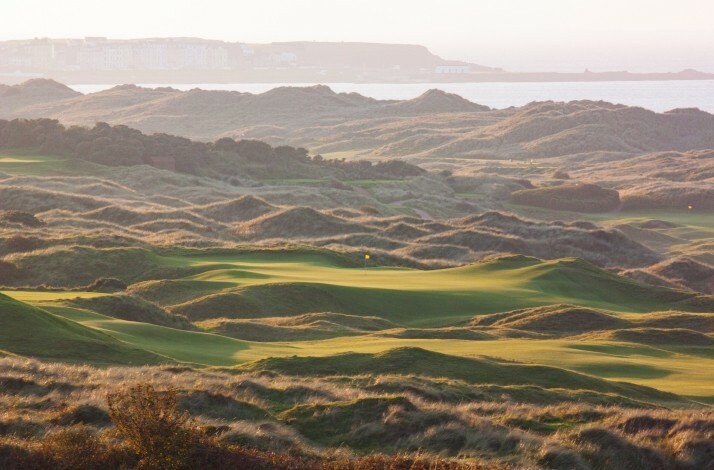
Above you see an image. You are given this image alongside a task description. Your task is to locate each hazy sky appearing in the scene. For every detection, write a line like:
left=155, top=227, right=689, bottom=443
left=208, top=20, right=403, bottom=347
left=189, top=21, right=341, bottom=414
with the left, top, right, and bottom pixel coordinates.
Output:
left=4, top=0, right=713, bottom=72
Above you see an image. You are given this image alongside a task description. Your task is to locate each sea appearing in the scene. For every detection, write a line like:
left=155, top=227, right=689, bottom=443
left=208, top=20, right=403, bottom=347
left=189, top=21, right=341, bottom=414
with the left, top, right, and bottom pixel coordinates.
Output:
left=70, top=80, right=714, bottom=113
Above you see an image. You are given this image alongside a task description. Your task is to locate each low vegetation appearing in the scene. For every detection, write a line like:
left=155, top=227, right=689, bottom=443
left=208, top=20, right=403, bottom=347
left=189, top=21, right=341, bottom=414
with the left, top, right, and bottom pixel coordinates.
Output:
left=0, top=118, right=424, bottom=180
left=0, top=359, right=712, bottom=469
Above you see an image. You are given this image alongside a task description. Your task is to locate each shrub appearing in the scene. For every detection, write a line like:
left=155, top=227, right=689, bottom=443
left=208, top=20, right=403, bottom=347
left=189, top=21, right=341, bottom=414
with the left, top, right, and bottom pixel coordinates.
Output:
left=107, top=384, right=206, bottom=469
left=42, top=426, right=112, bottom=470
left=0, top=439, right=48, bottom=470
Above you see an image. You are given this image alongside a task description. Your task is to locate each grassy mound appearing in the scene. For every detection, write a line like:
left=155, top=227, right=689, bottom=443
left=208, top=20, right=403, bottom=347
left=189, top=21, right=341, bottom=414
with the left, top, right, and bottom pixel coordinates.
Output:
left=166, top=254, right=713, bottom=325
left=646, top=257, right=714, bottom=294
left=510, top=183, right=620, bottom=212
left=66, top=294, right=194, bottom=330
left=279, top=396, right=421, bottom=448
left=470, top=304, right=626, bottom=334
left=513, top=258, right=712, bottom=312
left=128, top=279, right=236, bottom=306
left=169, top=283, right=354, bottom=321
left=594, top=328, right=714, bottom=346
left=179, top=390, right=270, bottom=420
left=374, top=328, right=496, bottom=341
left=272, top=312, right=396, bottom=330
left=634, top=312, right=714, bottom=333
left=45, top=304, right=251, bottom=367
left=235, top=207, right=370, bottom=239
left=386, top=88, right=490, bottom=114
left=0, top=293, right=163, bottom=364
left=6, top=246, right=190, bottom=288
left=197, top=319, right=354, bottom=341
left=383, top=222, right=430, bottom=240
left=239, top=347, right=682, bottom=404
left=198, top=313, right=396, bottom=341
left=195, top=195, right=276, bottom=222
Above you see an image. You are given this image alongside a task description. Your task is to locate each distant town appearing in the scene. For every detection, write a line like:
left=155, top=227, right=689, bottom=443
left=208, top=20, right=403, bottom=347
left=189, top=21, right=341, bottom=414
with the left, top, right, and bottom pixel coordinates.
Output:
left=0, top=37, right=710, bottom=85
left=0, top=37, right=488, bottom=83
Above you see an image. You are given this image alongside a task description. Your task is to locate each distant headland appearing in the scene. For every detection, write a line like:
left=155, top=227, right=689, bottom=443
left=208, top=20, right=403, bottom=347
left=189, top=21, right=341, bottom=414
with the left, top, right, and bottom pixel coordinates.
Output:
left=1, top=37, right=712, bottom=85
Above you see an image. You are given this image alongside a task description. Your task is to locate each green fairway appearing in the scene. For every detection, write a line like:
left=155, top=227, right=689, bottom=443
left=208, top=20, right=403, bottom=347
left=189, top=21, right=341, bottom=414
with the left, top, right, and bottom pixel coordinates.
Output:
left=44, top=305, right=288, bottom=365
left=4, top=251, right=712, bottom=404
left=35, top=301, right=714, bottom=402
left=0, top=154, right=72, bottom=175
left=149, top=253, right=708, bottom=326
left=0, top=294, right=163, bottom=364
left=1, top=290, right=108, bottom=302
left=260, top=336, right=713, bottom=403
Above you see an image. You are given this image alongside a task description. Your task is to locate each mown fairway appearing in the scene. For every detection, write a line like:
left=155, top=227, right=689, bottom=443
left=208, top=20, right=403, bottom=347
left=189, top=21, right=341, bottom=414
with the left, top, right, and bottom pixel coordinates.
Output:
left=3, top=251, right=711, bottom=403
left=0, top=154, right=72, bottom=175
left=150, top=252, right=706, bottom=326
left=0, top=290, right=108, bottom=302
left=19, top=302, right=714, bottom=403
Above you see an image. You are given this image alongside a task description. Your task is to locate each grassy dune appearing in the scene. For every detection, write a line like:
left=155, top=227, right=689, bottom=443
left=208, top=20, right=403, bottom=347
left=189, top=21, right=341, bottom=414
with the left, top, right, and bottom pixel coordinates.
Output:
left=508, top=205, right=714, bottom=261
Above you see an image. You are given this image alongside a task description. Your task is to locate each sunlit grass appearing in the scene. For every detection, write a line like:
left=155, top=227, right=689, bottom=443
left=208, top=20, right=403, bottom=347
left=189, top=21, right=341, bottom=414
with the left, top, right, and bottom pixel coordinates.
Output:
left=1, top=290, right=108, bottom=302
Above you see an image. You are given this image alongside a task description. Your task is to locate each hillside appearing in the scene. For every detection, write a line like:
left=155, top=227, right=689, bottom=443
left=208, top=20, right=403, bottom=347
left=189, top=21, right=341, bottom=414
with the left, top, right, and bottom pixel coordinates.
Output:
left=0, top=293, right=164, bottom=364
left=0, top=141, right=707, bottom=292
left=3, top=81, right=714, bottom=162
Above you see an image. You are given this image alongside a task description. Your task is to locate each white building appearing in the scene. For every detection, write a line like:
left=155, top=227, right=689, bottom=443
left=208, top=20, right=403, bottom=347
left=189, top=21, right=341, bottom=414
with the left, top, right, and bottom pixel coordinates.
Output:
left=434, top=65, right=471, bottom=74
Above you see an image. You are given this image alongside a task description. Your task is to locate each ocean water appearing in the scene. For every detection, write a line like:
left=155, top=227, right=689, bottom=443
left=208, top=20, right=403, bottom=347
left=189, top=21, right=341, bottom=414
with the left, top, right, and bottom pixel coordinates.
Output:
left=70, top=80, right=714, bottom=113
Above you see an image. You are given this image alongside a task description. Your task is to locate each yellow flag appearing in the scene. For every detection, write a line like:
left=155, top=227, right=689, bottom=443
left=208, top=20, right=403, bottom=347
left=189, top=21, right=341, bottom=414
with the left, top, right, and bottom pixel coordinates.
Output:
left=365, top=254, right=370, bottom=260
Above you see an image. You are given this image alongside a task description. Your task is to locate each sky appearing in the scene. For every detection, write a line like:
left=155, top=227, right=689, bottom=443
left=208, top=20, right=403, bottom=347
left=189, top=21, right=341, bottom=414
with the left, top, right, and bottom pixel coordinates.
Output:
left=3, top=0, right=713, bottom=72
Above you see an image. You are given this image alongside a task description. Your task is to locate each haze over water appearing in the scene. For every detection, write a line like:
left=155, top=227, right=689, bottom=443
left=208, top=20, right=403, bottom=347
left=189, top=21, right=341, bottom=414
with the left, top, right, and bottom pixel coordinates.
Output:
left=71, top=80, right=714, bottom=113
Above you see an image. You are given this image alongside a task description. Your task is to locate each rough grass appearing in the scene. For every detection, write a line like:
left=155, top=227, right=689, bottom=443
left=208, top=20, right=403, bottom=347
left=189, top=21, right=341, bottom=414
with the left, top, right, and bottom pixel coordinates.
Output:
left=197, top=313, right=396, bottom=342
left=0, top=357, right=711, bottom=469
left=589, top=328, right=714, bottom=346
left=470, top=304, right=627, bottom=334
left=510, top=183, right=621, bottom=212
left=238, top=347, right=684, bottom=405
